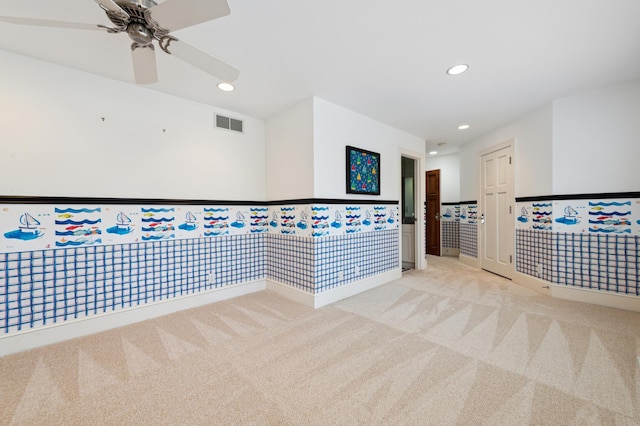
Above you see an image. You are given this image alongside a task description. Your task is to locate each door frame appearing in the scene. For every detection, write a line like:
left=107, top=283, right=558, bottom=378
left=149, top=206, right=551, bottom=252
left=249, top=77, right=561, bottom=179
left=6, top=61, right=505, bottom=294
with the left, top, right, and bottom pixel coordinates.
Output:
left=399, top=148, right=425, bottom=270
left=477, top=139, right=515, bottom=279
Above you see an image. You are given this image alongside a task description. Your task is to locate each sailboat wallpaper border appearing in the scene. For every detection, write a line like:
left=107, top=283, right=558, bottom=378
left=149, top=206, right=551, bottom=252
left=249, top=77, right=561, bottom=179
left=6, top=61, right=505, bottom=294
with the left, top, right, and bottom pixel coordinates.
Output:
left=552, top=200, right=588, bottom=233
left=0, top=203, right=400, bottom=254
left=516, top=198, right=640, bottom=235
left=440, top=205, right=460, bottom=223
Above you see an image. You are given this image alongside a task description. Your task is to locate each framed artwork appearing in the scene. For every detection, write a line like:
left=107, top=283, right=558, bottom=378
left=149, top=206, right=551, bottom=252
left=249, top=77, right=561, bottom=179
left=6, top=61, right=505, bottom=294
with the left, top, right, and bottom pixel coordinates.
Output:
left=346, top=146, right=380, bottom=195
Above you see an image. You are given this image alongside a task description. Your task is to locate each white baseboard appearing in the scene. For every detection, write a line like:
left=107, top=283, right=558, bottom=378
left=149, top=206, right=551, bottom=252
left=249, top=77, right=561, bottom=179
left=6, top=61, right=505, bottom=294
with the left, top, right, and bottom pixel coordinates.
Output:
left=459, top=254, right=479, bottom=268
left=0, top=280, right=266, bottom=357
left=267, top=269, right=402, bottom=309
left=512, top=271, right=640, bottom=312
left=513, top=271, right=552, bottom=296
left=266, top=280, right=315, bottom=307
left=549, top=284, right=640, bottom=313
left=442, top=248, right=460, bottom=257
left=313, top=269, right=402, bottom=308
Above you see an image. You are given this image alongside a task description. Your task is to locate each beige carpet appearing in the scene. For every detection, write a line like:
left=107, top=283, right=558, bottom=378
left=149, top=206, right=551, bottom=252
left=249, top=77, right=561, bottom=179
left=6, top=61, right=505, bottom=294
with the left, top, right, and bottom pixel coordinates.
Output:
left=1, top=255, right=639, bottom=425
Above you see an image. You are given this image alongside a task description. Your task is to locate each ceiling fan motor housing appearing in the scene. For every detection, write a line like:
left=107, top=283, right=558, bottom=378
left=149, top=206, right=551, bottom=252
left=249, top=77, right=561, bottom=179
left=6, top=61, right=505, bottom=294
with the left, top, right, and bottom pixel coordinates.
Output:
left=127, top=23, right=153, bottom=45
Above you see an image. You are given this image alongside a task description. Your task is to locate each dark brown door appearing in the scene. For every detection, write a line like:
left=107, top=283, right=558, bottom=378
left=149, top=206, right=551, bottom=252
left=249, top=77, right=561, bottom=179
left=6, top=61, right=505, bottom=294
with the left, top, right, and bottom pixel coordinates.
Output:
left=426, top=169, right=440, bottom=256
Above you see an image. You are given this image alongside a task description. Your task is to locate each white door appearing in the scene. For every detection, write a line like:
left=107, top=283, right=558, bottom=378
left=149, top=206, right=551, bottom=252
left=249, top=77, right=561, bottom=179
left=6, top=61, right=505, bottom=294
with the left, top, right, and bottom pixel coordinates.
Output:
left=402, top=224, right=415, bottom=263
left=480, top=144, right=513, bottom=279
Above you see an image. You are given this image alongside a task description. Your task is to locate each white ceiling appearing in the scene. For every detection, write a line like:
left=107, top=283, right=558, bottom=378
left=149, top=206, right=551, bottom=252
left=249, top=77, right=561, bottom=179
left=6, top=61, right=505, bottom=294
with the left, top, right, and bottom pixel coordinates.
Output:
left=2, top=0, right=640, bottom=155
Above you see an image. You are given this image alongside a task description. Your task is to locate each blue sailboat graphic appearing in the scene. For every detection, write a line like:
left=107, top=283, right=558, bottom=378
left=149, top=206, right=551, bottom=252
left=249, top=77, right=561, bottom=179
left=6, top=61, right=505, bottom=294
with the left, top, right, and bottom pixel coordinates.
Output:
left=363, top=210, right=372, bottom=226
left=297, top=210, right=309, bottom=229
left=517, top=207, right=529, bottom=223
left=116, top=212, right=131, bottom=228
left=4, top=213, right=43, bottom=241
left=270, top=211, right=278, bottom=227
left=387, top=210, right=395, bottom=224
left=331, top=210, right=343, bottom=228
left=555, top=206, right=579, bottom=225
left=107, top=212, right=133, bottom=235
left=19, top=213, right=40, bottom=234
left=179, top=211, right=198, bottom=231
left=231, top=211, right=246, bottom=228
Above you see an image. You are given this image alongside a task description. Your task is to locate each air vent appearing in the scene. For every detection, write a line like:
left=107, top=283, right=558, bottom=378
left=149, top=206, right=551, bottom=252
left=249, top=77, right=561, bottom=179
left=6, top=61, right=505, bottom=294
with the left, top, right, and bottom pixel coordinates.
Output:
left=215, top=114, right=243, bottom=133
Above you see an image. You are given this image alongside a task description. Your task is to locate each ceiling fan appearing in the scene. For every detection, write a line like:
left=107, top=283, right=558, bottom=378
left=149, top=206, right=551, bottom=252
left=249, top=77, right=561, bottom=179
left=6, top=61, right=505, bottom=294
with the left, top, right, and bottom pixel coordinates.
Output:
left=0, top=0, right=239, bottom=85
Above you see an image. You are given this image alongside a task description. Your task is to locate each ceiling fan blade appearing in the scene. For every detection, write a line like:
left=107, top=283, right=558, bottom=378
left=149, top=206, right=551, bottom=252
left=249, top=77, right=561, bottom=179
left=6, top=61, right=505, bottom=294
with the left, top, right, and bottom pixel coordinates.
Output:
left=165, top=39, right=239, bottom=83
left=149, top=0, right=230, bottom=31
left=131, top=45, right=158, bottom=85
left=94, top=0, right=129, bottom=16
left=0, top=16, right=102, bottom=31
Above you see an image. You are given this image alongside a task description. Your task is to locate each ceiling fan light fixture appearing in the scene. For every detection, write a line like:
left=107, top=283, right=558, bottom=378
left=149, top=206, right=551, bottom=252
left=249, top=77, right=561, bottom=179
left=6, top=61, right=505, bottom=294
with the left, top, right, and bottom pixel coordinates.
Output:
left=447, top=64, right=469, bottom=76
left=217, top=82, right=235, bottom=92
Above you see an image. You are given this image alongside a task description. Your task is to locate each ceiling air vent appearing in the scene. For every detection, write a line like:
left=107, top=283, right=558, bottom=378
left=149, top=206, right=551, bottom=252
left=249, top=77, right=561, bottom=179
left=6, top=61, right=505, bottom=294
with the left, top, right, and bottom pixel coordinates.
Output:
left=215, top=114, right=243, bottom=133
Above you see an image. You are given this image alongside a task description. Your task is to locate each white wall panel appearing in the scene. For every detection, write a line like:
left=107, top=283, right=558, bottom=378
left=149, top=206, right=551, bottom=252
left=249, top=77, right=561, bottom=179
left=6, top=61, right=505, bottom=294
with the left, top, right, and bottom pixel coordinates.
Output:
left=0, top=51, right=266, bottom=201
left=552, top=79, right=640, bottom=194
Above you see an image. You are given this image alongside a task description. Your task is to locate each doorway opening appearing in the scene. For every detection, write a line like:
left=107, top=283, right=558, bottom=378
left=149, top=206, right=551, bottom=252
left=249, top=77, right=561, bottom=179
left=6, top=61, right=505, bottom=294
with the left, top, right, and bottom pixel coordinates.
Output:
left=425, top=169, right=441, bottom=256
left=401, top=156, right=417, bottom=271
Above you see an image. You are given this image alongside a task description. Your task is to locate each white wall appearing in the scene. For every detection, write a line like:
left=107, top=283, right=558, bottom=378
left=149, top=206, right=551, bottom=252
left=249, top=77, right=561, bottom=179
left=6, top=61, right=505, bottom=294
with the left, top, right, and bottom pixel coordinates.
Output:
left=0, top=50, right=266, bottom=201
left=265, top=98, right=315, bottom=200
left=552, top=79, right=640, bottom=195
left=313, top=97, right=425, bottom=200
left=425, top=153, right=460, bottom=203
left=459, top=104, right=553, bottom=200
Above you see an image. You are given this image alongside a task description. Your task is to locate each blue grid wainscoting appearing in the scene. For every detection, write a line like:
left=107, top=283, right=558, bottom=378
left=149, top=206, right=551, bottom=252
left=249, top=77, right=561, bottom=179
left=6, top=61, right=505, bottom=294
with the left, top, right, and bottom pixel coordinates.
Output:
left=266, top=230, right=399, bottom=294
left=459, top=203, right=478, bottom=259
left=459, top=223, right=478, bottom=259
left=0, top=235, right=265, bottom=334
left=440, top=203, right=460, bottom=254
left=1, top=200, right=401, bottom=337
left=442, top=222, right=459, bottom=251
left=516, top=230, right=640, bottom=295
left=516, top=229, right=553, bottom=281
left=265, top=234, right=315, bottom=293
left=515, top=194, right=640, bottom=297
left=315, top=230, right=398, bottom=293
left=552, top=233, right=639, bottom=295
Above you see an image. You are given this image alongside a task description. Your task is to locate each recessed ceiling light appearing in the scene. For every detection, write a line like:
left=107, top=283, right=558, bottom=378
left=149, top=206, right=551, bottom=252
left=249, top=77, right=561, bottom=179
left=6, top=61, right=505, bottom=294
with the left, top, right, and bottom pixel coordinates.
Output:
left=446, top=64, right=469, bottom=75
left=429, top=151, right=438, bottom=155
left=217, top=82, right=235, bottom=92
left=458, top=124, right=470, bottom=130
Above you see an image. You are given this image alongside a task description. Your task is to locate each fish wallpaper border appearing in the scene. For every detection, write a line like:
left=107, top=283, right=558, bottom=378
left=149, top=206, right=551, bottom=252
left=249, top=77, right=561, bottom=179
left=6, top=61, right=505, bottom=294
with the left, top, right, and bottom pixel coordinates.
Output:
left=587, top=199, right=633, bottom=235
